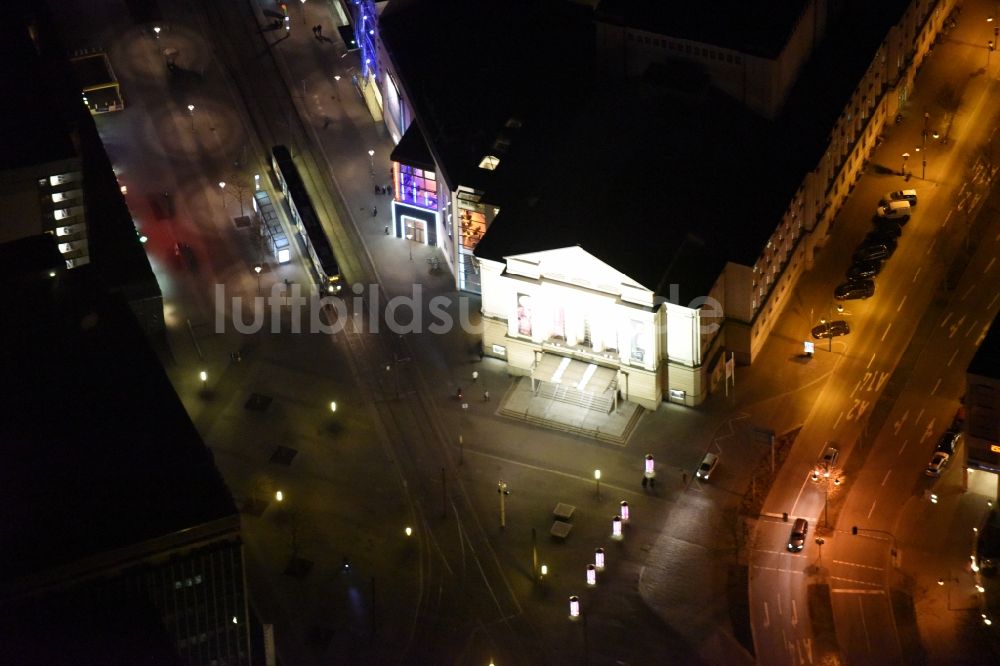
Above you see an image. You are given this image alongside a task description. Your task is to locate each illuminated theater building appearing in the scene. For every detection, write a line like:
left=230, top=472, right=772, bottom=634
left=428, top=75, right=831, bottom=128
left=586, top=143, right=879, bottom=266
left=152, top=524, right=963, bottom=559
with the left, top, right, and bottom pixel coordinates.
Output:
left=373, top=0, right=955, bottom=407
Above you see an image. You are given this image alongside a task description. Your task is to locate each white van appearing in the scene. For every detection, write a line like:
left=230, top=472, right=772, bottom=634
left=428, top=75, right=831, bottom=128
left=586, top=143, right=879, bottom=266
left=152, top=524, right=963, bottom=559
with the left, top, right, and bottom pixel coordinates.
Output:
left=882, top=189, right=918, bottom=206
left=876, top=199, right=911, bottom=220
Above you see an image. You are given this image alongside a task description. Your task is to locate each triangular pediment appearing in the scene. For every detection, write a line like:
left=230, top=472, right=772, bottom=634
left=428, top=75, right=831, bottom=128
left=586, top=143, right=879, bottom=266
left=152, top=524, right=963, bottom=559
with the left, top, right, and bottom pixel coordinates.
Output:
left=504, top=246, right=651, bottom=297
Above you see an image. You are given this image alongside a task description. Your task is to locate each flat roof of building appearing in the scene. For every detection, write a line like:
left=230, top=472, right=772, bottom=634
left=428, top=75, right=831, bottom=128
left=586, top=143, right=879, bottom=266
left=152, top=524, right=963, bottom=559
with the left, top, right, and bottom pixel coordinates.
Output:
left=380, top=0, right=595, bottom=193
left=69, top=52, right=116, bottom=90
left=0, top=12, right=78, bottom=171
left=475, top=78, right=796, bottom=303
left=969, top=318, right=1000, bottom=379
left=0, top=238, right=236, bottom=587
left=594, top=0, right=809, bottom=58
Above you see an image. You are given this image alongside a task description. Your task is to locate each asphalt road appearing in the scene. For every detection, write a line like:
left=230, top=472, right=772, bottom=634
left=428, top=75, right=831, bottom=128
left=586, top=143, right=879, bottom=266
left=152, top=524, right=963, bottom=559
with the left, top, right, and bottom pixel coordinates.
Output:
left=750, top=2, right=1000, bottom=663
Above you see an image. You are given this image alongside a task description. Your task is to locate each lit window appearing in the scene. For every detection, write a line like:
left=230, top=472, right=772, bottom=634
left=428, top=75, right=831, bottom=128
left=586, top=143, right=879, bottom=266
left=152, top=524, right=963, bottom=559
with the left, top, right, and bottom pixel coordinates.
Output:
left=478, top=155, right=500, bottom=171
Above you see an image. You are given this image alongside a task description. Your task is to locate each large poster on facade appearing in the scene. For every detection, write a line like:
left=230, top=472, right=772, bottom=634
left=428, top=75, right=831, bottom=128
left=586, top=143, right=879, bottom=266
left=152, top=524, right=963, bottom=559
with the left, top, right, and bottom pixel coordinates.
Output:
left=517, top=293, right=532, bottom=337
left=630, top=320, right=646, bottom=363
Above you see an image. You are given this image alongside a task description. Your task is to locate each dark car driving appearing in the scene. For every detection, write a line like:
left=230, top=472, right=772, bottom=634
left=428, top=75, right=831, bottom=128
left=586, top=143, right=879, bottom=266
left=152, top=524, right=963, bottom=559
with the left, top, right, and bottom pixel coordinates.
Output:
left=835, top=278, right=875, bottom=300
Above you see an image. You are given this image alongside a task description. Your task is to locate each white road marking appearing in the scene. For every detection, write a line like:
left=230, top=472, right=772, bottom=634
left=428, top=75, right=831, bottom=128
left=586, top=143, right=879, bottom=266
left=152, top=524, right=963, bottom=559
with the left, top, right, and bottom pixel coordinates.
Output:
left=881, top=469, right=892, bottom=486
left=948, top=349, right=959, bottom=366
left=897, top=294, right=908, bottom=311
left=949, top=315, right=966, bottom=338
left=833, top=411, right=843, bottom=430
left=833, top=559, right=885, bottom=572
left=962, top=285, right=975, bottom=301
left=881, top=322, right=892, bottom=341
left=921, top=418, right=936, bottom=444
left=859, top=597, right=872, bottom=651
left=803, top=637, right=814, bottom=664
left=978, top=323, right=992, bottom=346
left=926, top=238, right=936, bottom=255
left=846, top=399, right=869, bottom=421
left=893, top=410, right=908, bottom=435
left=752, top=565, right=806, bottom=574
left=990, top=293, right=1000, bottom=309
left=867, top=499, right=878, bottom=518
left=763, top=601, right=770, bottom=628
left=932, top=377, right=942, bottom=395
left=913, top=266, right=922, bottom=282
left=940, top=312, right=952, bottom=328
left=958, top=182, right=968, bottom=198
left=867, top=351, right=877, bottom=369
left=830, top=588, right=886, bottom=594
left=967, top=320, right=979, bottom=337
left=942, top=210, right=953, bottom=227
left=830, top=575, right=883, bottom=587
left=898, top=439, right=908, bottom=455
left=791, top=598, right=798, bottom=627
left=916, top=408, right=925, bottom=424
left=986, top=257, right=997, bottom=273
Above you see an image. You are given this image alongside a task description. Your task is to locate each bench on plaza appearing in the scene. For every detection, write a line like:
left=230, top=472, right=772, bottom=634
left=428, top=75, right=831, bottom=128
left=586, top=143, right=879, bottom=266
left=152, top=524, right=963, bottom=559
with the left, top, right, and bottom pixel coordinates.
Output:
left=550, top=520, right=573, bottom=540
left=553, top=503, right=575, bottom=521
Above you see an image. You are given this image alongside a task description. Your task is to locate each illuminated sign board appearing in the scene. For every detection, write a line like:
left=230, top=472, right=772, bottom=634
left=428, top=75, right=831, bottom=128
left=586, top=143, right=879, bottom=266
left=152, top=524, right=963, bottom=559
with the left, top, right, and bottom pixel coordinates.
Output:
left=991, top=444, right=1000, bottom=454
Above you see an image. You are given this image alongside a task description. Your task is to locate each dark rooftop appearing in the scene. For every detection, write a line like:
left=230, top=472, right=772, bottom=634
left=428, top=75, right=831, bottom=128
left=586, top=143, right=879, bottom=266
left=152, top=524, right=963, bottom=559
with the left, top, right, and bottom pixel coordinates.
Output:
left=0, top=15, right=77, bottom=170
left=390, top=122, right=435, bottom=172
left=474, top=80, right=796, bottom=303
left=594, top=0, right=810, bottom=58
left=69, top=52, right=116, bottom=90
left=969, top=317, right=1000, bottom=379
left=0, top=237, right=236, bottom=588
left=380, top=0, right=595, bottom=192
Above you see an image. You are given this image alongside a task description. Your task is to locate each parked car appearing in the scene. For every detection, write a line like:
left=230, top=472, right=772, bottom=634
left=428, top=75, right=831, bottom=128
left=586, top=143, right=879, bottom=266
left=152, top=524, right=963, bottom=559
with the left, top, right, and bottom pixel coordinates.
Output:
left=876, top=200, right=912, bottom=220
left=936, top=429, right=962, bottom=454
left=882, top=189, right=918, bottom=206
left=853, top=242, right=894, bottom=263
left=812, top=320, right=850, bottom=339
left=872, top=218, right=904, bottom=237
left=847, top=259, right=883, bottom=280
left=866, top=226, right=902, bottom=246
left=835, top=278, right=875, bottom=300
left=926, top=451, right=950, bottom=477
left=696, top=452, right=720, bottom=480
left=788, top=518, right=809, bottom=552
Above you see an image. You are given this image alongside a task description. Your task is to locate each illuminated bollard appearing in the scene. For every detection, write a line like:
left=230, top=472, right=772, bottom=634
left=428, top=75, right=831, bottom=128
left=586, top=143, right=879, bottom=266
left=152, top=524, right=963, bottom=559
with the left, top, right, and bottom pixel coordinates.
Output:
left=404, top=526, right=412, bottom=537
left=594, top=547, right=605, bottom=571
left=644, top=454, right=656, bottom=479
left=569, top=595, right=580, bottom=620
left=611, top=515, right=623, bottom=541
left=586, top=564, right=596, bottom=587
left=539, top=564, right=548, bottom=579
left=275, top=490, right=284, bottom=502
left=620, top=501, right=630, bottom=523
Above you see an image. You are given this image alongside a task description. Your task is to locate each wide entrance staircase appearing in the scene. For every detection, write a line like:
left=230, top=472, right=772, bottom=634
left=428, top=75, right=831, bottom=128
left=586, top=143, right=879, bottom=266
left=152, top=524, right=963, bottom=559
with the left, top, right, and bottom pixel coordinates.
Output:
left=536, top=381, right=614, bottom=414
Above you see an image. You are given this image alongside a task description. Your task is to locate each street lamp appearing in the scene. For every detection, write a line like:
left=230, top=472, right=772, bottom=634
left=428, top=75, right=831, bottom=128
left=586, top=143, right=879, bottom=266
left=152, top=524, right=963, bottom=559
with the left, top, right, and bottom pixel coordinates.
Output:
left=497, top=480, right=509, bottom=529
left=218, top=181, right=227, bottom=210
left=619, top=500, right=629, bottom=522
left=406, top=233, right=414, bottom=261
left=275, top=490, right=284, bottom=502
left=368, top=148, right=375, bottom=173
left=199, top=370, right=207, bottom=390
left=187, top=103, right=195, bottom=130
left=901, top=152, right=910, bottom=177
left=594, top=469, right=601, bottom=499
left=153, top=26, right=161, bottom=38
left=254, top=173, right=260, bottom=191
left=330, top=401, right=337, bottom=413
left=586, top=564, right=596, bottom=587
left=594, top=547, right=605, bottom=571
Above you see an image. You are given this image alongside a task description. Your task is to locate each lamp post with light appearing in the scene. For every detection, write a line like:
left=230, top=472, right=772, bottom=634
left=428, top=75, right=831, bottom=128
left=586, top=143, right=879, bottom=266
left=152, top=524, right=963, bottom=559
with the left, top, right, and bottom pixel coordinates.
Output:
left=187, top=103, right=195, bottom=130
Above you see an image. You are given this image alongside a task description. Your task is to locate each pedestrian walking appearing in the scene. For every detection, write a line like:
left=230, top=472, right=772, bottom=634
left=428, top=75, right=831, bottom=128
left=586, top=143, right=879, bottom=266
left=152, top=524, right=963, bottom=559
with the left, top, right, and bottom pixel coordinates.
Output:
left=311, top=25, right=318, bottom=37
left=384, top=225, right=389, bottom=235
left=317, top=24, right=323, bottom=37
left=641, top=476, right=648, bottom=489
left=483, top=390, right=490, bottom=402
left=374, top=184, right=381, bottom=195
left=372, top=205, right=377, bottom=217
left=681, top=471, right=688, bottom=484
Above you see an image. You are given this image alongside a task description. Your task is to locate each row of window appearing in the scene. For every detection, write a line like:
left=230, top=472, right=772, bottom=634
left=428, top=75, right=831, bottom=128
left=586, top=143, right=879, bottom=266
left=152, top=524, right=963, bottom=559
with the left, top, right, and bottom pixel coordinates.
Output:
left=627, top=32, right=743, bottom=65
